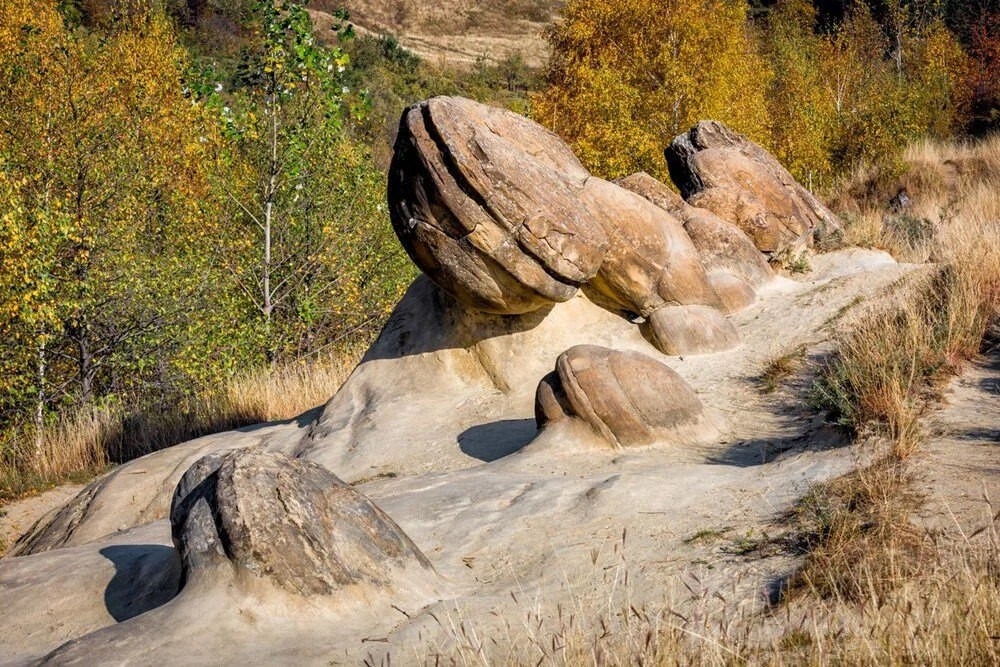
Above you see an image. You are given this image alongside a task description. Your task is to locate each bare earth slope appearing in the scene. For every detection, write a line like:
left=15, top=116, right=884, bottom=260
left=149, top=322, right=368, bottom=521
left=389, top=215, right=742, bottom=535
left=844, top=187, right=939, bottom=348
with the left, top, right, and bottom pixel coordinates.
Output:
left=0, top=248, right=925, bottom=664
left=309, top=0, right=562, bottom=66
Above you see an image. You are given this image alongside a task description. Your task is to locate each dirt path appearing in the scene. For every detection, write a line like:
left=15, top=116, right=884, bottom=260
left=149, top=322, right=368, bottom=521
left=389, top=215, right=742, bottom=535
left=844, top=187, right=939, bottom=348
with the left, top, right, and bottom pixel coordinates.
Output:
left=916, top=346, right=1000, bottom=536
left=0, top=485, right=84, bottom=556
left=309, top=8, right=553, bottom=67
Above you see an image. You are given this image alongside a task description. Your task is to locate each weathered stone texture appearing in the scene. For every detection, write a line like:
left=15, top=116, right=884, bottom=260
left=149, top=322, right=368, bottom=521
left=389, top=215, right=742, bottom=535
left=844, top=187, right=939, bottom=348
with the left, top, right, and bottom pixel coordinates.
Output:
left=535, top=345, right=715, bottom=447
left=170, top=448, right=432, bottom=595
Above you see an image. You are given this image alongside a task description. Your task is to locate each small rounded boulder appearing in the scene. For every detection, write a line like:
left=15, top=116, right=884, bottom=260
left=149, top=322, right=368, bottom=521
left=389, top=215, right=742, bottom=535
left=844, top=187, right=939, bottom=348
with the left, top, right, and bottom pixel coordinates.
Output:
left=535, top=345, right=717, bottom=448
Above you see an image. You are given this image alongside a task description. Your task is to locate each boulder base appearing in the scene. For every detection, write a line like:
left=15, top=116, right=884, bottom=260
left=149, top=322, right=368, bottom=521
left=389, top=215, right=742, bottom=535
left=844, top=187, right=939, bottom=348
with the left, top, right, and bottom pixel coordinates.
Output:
left=645, top=305, right=740, bottom=356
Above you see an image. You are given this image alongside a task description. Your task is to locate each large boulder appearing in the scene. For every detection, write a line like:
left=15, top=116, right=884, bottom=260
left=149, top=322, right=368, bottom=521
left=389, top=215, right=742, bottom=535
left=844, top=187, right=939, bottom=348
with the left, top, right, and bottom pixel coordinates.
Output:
left=388, top=97, right=737, bottom=356
left=388, top=96, right=608, bottom=314
left=535, top=345, right=717, bottom=448
left=171, top=448, right=433, bottom=595
left=665, top=121, right=841, bottom=255
left=581, top=178, right=740, bottom=355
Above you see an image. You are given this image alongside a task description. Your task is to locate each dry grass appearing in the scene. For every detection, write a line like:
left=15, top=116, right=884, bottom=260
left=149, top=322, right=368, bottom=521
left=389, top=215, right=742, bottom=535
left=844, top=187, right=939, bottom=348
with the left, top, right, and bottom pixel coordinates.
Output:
left=415, top=516, right=999, bottom=665
left=784, top=132, right=1000, bottom=659
left=833, top=133, right=1000, bottom=263
left=816, top=134, right=1000, bottom=458
left=787, top=452, right=922, bottom=604
left=0, top=348, right=361, bottom=504
left=758, top=345, right=807, bottom=394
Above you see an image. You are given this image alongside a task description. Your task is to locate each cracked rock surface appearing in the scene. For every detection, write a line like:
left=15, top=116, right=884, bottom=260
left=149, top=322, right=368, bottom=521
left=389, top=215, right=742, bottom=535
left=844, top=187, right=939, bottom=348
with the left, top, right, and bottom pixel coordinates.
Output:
left=388, top=96, right=608, bottom=314
left=171, top=448, right=433, bottom=595
left=666, top=121, right=842, bottom=255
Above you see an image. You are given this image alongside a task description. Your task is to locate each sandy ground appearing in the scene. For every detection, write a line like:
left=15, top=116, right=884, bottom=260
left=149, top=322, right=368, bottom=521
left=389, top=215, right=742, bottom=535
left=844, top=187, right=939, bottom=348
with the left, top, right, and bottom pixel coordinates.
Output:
left=916, top=346, right=1000, bottom=535
left=0, top=486, right=82, bottom=556
left=9, top=250, right=995, bottom=664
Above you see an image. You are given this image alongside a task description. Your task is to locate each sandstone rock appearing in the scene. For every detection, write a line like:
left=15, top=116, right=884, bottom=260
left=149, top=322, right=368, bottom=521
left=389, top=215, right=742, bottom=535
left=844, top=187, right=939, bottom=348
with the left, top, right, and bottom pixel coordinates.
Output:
left=388, top=96, right=608, bottom=314
left=535, top=345, right=716, bottom=447
left=388, top=99, right=737, bottom=354
left=170, top=448, right=432, bottom=595
left=613, top=171, right=686, bottom=214
left=645, top=305, right=741, bottom=356
left=616, top=171, right=773, bottom=289
left=684, top=185, right=783, bottom=252
left=681, top=206, right=773, bottom=288
left=706, top=272, right=756, bottom=315
left=580, top=178, right=739, bottom=355
left=6, top=418, right=311, bottom=558
left=665, top=121, right=842, bottom=254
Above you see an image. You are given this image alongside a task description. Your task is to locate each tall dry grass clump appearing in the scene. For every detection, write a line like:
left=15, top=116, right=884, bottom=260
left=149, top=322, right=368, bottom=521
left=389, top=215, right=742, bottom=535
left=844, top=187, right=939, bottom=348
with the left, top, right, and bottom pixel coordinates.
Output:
left=785, top=133, right=1000, bottom=660
left=0, top=348, right=360, bottom=503
left=831, top=133, right=1000, bottom=262
left=817, top=135, right=1000, bottom=458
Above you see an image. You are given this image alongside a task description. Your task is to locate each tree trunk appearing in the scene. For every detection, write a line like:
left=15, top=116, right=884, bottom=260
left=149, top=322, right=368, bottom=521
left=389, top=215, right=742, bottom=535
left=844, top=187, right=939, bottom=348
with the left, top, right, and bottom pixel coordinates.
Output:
left=263, top=199, right=272, bottom=323
left=262, top=91, right=279, bottom=365
left=34, top=337, right=46, bottom=456
left=78, top=329, right=94, bottom=404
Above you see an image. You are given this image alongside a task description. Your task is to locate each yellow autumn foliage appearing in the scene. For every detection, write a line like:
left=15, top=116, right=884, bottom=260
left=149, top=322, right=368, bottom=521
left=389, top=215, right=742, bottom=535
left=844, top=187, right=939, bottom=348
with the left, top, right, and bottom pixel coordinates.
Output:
left=536, top=0, right=975, bottom=189
left=532, top=0, right=772, bottom=181
left=0, top=0, right=226, bottom=408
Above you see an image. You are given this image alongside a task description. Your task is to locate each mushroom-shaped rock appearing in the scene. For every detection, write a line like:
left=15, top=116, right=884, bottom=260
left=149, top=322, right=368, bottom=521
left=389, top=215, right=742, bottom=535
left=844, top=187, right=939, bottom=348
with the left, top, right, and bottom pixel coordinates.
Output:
left=580, top=178, right=739, bottom=355
left=388, top=96, right=608, bottom=314
left=535, top=345, right=717, bottom=448
left=170, top=448, right=433, bottom=596
left=665, top=121, right=842, bottom=255
left=616, top=171, right=773, bottom=291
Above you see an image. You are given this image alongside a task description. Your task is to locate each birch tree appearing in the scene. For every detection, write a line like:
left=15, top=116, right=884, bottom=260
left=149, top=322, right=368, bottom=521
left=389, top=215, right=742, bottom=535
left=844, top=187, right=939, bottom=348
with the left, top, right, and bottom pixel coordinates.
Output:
left=217, top=1, right=407, bottom=363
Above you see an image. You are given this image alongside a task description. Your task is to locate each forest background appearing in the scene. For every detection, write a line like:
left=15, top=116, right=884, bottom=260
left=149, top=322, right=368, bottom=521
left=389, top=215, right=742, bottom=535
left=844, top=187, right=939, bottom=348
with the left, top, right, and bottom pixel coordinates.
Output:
left=1, top=0, right=997, bottom=499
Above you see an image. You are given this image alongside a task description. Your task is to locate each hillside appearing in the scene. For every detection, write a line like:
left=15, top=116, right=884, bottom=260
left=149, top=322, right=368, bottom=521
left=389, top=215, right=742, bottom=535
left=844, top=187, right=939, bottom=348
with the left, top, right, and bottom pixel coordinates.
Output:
left=310, top=0, right=561, bottom=66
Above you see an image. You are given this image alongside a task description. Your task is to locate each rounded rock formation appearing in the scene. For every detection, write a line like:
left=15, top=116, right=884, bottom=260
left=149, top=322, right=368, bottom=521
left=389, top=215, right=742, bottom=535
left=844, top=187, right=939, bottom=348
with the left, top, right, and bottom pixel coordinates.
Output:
left=535, top=345, right=717, bottom=448
left=388, top=96, right=608, bottom=314
left=170, top=448, right=433, bottom=595
left=581, top=178, right=740, bottom=355
left=665, top=121, right=842, bottom=255
left=387, top=97, right=739, bottom=356
left=615, top=171, right=773, bottom=290
left=705, top=271, right=757, bottom=315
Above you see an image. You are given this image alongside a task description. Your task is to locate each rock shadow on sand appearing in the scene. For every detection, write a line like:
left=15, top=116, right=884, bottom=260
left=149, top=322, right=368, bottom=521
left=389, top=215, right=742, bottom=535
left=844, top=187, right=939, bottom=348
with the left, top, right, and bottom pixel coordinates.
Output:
left=100, top=544, right=181, bottom=622
left=458, top=419, right=537, bottom=462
